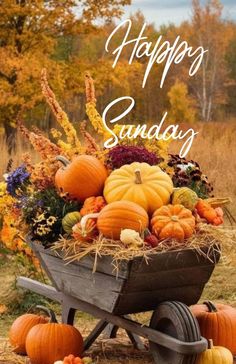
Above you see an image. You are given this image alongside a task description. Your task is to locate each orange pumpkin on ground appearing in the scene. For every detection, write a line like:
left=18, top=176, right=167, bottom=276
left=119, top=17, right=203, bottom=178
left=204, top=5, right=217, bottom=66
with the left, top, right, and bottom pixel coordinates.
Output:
left=196, top=199, right=224, bottom=226
left=26, top=306, right=83, bottom=364
left=9, top=313, right=48, bottom=354
left=151, top=204, right=195, bottom=241
left=190, top=301, right=236, bottom=355
left=63, top=354, right=83, bottom=364
left=55, top=155, right=107, bottom=202
left=80, top=196, right=106, bottom=216
left=97, top=201, right=149, bottom=240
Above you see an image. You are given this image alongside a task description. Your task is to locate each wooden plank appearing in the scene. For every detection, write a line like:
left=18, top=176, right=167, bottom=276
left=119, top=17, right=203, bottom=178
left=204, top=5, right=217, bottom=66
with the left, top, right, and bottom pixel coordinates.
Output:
left=113, top=285, right=205, bottom=315
left=17, top=277, right=62, bottom=303
left=130, top=246, right=220, bottom=275
left=60, top=294, right=207, bottom=355
left=39, top=253, right=124, bottom=313
left=123, top=264, right=214, bottom=293
left=84, top=320, right=108, bottom=351
left=30, top=241, right=130, bottom=279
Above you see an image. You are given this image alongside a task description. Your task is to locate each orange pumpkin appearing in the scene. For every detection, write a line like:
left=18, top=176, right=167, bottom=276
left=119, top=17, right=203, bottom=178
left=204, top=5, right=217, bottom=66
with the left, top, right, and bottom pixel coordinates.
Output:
left=190, top=301, right=236, bottom=355
left=55, top=155, right=107, bottom=202
left=196, top=199, right=224, bottom=226
left=26, top=306, right=83, bottom=364
left=9, top=313, right=48, bottom=354
left=97, top=201, right=149, bottom=240
left=80, top=196, right=106, bottom=216
left=63, top=354, right=83, bottom=364
left=151, top=204, right=195, bottom=241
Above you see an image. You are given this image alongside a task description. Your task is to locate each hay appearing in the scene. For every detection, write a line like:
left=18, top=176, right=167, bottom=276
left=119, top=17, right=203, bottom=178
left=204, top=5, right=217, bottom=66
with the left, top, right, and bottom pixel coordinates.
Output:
left=0, top=339, right=25, bottom=364
left=52, top=224, right=236, bottom=273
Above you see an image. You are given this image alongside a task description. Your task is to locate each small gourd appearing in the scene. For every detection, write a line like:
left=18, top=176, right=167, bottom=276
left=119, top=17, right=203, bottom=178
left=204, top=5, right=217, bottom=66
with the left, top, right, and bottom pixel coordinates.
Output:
left=62, top=212, right=81, bottom=234
left=172, top=187, right=198, bottom=211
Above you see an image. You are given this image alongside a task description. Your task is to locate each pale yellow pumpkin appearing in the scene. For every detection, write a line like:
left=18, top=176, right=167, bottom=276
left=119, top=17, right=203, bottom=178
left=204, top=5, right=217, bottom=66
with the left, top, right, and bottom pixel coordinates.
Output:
left=196, top=339, right=233, bottom=364
left=103, top=162, right=173, bottom=215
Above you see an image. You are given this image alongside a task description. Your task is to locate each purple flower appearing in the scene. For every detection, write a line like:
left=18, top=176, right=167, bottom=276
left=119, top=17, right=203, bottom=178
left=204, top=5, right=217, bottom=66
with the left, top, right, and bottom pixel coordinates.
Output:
left=6, top=164, right=30, bottom=196
left=106, top=145, right=161, bottom=170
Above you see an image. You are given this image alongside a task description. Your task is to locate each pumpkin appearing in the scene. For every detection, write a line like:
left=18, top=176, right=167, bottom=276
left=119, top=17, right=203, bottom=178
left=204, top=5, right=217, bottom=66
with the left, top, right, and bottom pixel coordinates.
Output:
left=26, top=306, right=83, bottom=364
left=151, top=204, right=195, bottom=241
left=55, top=155, right=107, bottom=202
left=196, top=339, right=233, bottom=364
left=190, top=301, right=236, bottom=355
left=72, top=218, right=97, bottom=242
left=196, top=199, right=224, bottom=226
left=62, top=212, right=81, bottom=234
left=172, top=187, right=198, bottom=211
left=63, top=354, right=83, bottom=364
left=80, top=196, right=106, bottom=216
left=9, top=313, right=48, bottom=354
left=96, top=201, right=149, bottom=240
left=103, top=162, right=173, bottom=215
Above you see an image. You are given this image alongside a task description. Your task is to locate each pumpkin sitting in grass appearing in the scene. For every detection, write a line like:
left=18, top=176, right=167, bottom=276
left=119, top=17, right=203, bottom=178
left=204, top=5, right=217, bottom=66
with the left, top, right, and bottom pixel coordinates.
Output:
left=25, top=306, right=83, bottom=364
left=9, top=312, right=48, bottom=355
left=151, top=204, right=196, bottom=242
left=196, top=339, right=233, bottom=364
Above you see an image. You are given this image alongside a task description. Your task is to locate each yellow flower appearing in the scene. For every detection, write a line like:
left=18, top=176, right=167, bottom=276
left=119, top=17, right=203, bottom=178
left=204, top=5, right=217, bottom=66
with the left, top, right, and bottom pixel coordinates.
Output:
left=47, top=216, right=57, bottom=226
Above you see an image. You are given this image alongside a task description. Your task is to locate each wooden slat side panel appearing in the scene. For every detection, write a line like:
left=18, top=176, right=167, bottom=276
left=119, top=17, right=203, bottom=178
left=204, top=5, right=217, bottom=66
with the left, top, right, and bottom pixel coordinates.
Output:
left=122, top=264, right=215, bottom=293
left=113, top=285, right=205, bottom=315
left=39, top=253, right=124, bottom=312
left=30, top=241, right=130, bottom=279
left=130, top=247, right=220, bottom=275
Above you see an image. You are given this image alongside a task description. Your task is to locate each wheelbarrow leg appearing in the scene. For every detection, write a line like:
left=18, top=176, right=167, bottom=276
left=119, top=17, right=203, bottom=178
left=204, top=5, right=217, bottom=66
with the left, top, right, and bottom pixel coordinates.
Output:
left=62, top=303, right=76, bottom=325
left=84, top=319, right=109, bottom=351
left=103, top=316, right=145, bottom=350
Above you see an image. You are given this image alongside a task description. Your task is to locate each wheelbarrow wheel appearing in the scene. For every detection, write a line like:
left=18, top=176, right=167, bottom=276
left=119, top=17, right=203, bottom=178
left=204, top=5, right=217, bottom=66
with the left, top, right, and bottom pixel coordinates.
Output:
left=149, top=301, right=201, bottom=364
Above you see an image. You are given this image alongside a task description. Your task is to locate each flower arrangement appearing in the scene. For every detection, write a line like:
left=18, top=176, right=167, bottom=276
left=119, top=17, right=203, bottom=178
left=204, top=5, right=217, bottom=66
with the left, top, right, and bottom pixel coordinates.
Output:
left=0, top=69, right=233, bottom=265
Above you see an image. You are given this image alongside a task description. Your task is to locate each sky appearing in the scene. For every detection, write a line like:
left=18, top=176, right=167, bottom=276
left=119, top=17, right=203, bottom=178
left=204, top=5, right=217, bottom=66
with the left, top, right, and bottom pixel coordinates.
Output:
left=123, top=0, right=236, bottom=27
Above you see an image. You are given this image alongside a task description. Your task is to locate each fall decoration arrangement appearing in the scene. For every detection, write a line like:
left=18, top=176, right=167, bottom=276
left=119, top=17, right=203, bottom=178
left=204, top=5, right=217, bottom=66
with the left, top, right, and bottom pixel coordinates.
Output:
left=0, top=69, right=233, bottom=264
left=2, top=70, right=235, bottom=364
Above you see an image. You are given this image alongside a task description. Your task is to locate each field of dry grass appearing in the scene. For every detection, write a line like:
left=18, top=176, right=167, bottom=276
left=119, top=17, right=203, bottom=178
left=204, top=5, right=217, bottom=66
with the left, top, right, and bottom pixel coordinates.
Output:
left=0, top=121, right=236, bottom=363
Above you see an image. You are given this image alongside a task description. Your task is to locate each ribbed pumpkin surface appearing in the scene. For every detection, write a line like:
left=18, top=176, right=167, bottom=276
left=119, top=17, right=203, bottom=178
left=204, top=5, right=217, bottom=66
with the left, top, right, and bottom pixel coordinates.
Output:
left=97, top=201, right=149, bottom=240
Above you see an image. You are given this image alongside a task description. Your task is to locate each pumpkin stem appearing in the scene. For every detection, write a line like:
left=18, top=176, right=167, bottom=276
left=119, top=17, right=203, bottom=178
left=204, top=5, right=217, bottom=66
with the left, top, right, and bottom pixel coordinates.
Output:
left=134, top=169, right=142, bottom=184
left=80, top=213, right=99, bottom=235
left=36, top=305, right=58, bottom=323
left=208, top=339, right=214, bottom=349
left=56, top=155, right=70, bottom=167
left=203, top=301, right=218, bottom=313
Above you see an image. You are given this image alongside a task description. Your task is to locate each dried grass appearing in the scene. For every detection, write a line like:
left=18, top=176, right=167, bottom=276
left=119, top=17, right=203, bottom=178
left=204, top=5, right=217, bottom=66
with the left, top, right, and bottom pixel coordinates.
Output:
left=52, top=224, right=236, bottom=274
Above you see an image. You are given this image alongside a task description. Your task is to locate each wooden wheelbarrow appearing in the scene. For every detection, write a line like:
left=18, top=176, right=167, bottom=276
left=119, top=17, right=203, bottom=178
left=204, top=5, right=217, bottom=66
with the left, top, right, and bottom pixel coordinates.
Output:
left=17, top=241, right=220, bottom=364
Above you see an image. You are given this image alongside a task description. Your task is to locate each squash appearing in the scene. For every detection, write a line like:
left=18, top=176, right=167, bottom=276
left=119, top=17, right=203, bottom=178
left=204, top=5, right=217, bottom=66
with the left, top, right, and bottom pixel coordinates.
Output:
left=103, top=162, right=173, bottom=215
left=196, top=339, right=233, bottom=364
left=120, top=229, right=144, bottom=249
left=55, top=155, right=107, bottom=202
left=9, top=313, right=48, bottom=355
left=72, top=219, right=97, bottom=242
left=190, top=301, right=236, bottom=355
left=196, top=199, right=224, bottom=226
left=62, top=212, right=81, bottom=234
left=151, top=204, right=195, bottom=241
left=172, top=187, right=198, bottom=211
left=26, top=306, right=83, bottom=364
left=80, top=196, right=106, bottom=216
left=96, top=201, right=149, bottom=240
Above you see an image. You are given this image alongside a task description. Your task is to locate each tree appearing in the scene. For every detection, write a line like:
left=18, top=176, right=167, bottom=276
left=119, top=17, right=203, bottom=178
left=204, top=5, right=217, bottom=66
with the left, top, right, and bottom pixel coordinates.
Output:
left=0, top=0, right=131, bottom=142
left=168, top=80, right=196, bottom=124
left=190, top=0, right=234, bottom=121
